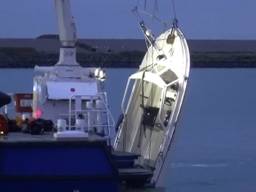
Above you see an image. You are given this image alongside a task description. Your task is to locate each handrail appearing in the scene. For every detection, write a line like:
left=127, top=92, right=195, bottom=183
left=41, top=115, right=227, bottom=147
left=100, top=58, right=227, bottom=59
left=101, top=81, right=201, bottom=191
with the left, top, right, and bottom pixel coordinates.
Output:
left=98, top=92, right=115, bottom=138
left=121, top=78, right=132, bottom=114
left=68, top=93, right=114, bottom=139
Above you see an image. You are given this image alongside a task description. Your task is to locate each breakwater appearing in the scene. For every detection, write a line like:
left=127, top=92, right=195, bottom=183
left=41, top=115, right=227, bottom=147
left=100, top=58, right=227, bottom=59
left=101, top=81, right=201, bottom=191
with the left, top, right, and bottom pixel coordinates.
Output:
left=0, top=37, right=256, bottom=68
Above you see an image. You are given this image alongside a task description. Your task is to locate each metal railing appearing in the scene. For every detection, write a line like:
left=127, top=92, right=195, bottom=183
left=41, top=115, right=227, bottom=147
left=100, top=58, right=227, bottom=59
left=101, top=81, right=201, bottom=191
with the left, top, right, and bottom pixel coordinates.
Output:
left=68, top=92, right=115, bottom=139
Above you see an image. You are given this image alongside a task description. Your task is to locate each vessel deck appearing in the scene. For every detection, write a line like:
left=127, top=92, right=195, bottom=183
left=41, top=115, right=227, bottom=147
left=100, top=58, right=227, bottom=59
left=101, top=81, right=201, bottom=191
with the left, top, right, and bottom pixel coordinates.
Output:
left=0, top=132, right=107, bottom=143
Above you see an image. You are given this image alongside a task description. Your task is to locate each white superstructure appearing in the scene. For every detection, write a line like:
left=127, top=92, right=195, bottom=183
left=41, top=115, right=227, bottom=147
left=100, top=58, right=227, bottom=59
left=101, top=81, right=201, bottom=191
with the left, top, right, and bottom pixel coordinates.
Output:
left=32, top=0, right=114, bottom=139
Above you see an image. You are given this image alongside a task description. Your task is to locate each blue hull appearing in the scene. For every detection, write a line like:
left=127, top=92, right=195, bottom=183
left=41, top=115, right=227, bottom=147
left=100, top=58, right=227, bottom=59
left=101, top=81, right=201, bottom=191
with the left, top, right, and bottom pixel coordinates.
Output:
left=0, top=137, right=119, bottom=192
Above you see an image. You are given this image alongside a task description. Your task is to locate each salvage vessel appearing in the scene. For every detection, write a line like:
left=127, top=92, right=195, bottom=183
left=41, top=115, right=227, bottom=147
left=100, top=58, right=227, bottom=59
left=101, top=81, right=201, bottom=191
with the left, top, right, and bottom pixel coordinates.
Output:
left=0, top=0, right=190, bottom=191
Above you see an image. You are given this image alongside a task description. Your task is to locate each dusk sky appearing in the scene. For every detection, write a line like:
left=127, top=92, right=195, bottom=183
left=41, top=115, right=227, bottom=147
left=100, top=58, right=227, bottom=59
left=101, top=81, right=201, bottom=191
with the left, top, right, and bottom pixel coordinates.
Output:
left=0, top=0, right=255, bottom=40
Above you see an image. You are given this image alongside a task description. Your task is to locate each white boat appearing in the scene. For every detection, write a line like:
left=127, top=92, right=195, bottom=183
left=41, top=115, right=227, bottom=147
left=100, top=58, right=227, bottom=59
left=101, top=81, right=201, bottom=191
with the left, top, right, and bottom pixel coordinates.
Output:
left=114, top=20, right=190, bottom=184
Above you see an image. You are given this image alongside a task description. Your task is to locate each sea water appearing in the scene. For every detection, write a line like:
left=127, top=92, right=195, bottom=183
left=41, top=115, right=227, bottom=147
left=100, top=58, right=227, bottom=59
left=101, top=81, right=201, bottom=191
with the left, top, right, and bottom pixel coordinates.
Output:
left=0, top=68, right=255, bottom=192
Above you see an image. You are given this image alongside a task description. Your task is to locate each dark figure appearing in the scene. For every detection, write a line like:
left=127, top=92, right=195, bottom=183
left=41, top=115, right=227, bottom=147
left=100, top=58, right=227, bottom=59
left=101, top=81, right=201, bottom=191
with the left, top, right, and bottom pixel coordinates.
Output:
left=0, top=91, right=11, bottom=108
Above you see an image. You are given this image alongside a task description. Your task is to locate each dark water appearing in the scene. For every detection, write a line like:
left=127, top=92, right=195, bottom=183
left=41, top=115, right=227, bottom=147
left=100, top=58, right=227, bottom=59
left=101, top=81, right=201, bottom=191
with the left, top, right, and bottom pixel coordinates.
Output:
left=0, top=68, right=255, bottom=191
left=158, top=68, right=256, bottom=192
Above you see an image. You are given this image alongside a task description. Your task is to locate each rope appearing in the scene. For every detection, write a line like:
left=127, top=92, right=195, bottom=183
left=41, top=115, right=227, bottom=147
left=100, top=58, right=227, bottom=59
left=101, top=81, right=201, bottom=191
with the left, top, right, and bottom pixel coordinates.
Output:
left=133, top=0, right=178, bottom=29
left=131, top=1, right=167, bottom=33
left=171, top=0, right=178, bottom=26
left=171, top=0, right=177, bottom=19
left=144, top=0, right=147, bottom=10
left=153, top=0, right=159, bottom=18
left=154, top=124, right=177, bottom=183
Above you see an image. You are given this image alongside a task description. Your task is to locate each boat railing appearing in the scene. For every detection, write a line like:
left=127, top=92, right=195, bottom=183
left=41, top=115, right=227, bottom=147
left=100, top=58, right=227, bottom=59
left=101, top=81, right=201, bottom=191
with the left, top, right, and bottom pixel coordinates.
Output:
left=68, top=92, right=115, bottom=139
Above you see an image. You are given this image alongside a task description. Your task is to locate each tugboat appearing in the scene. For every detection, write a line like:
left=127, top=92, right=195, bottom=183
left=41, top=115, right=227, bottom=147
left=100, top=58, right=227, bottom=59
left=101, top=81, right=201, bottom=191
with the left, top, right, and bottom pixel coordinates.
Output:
left=0, top=1, right=118, bottom=191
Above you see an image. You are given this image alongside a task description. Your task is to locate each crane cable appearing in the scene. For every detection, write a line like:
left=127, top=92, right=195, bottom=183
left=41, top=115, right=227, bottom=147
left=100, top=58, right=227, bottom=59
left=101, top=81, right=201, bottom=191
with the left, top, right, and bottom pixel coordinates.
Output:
left=171, top=0, right=177, bottom=21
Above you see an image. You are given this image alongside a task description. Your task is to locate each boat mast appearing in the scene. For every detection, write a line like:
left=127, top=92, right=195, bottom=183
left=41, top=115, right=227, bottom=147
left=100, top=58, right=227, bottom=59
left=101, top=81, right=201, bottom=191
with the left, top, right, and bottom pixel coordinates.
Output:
left=54, top=0, right=79, bottom=66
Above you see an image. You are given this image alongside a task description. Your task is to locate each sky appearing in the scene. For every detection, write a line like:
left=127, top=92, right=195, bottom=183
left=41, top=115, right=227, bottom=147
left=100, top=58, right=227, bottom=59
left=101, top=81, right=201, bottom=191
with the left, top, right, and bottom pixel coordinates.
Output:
left=0, top=0, right=255, bottom=40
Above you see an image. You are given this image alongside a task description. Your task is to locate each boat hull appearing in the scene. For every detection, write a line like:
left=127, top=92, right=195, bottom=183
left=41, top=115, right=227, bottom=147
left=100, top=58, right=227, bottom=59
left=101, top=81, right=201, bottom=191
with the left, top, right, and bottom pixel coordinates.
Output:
left=0, top=134, right=119, bottom=192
